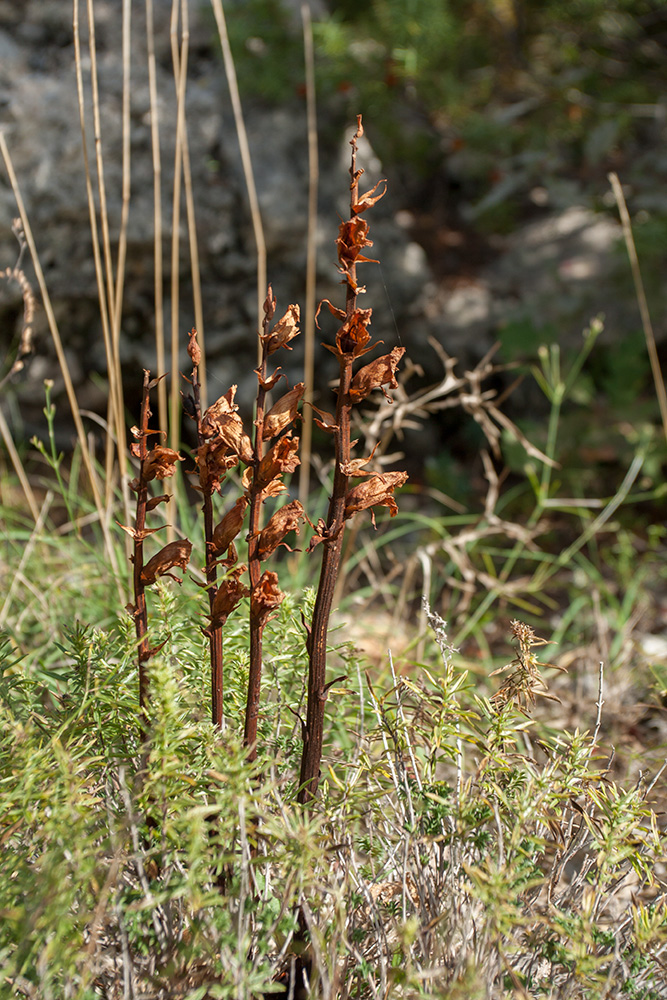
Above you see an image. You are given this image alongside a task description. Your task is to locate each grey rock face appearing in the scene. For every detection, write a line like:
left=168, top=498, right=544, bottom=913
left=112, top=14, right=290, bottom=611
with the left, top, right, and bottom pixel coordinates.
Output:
left=0, top=0, right=654, bottom=452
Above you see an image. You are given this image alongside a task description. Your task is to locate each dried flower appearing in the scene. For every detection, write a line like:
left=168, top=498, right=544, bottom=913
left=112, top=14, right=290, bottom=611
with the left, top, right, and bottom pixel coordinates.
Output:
left=349, top=346, right=406, bottom=402
left=262, top=303, right=300, bottom=355
left=263, top=383, right=304, bottom=440
left=140, top=539, right=193, bottom=585
left=187, top=327, right=201, bottom=366
left=211, top=496, right=249, bottom=556
left=251, top=570, right=284, bottom=626
left=143, top=445, right=183, bottom=482
left=255, top=499, right=305, bottom=560
left=207, top=567, right=250, bottom=630
left=256, top=434, right=300, bottom=490
left=344, top=471, right=408, bottom=524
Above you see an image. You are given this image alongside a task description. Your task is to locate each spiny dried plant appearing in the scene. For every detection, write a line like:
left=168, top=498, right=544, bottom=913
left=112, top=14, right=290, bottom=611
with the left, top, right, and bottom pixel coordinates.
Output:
left=491, top=618, right=565, bottom=713
left=298, top=116, right=407, bottom=804
left=122, top=371, right=191, bottom=728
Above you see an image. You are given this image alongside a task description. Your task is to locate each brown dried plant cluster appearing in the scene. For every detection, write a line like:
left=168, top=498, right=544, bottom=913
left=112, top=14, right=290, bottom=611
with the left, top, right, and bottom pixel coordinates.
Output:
left=126, top=117, right=407, bottom=801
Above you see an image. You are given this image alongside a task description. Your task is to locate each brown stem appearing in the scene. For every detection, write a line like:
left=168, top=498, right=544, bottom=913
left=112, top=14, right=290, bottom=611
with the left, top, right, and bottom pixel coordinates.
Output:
left=134, top=370, right=152, bottom=730
left=191, top=357, right=225, bottom=728
left=298, top=120, right=362, bottom=804
left=244, top=305, right=271, bottom=757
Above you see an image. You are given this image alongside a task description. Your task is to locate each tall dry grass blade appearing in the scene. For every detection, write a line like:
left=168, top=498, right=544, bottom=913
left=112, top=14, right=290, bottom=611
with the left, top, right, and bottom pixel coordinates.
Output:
left=146, top=0, right=167, bottom=435
left=170, top=0, right=206, bottom=408
left=298, top=1, right=318, bottom=506
left=166, top=0, right=190, bottom=535
left=209, top=0, right=267, bottom=355
left=169, top=0, right=188, bottom=449
left=609, top=172, right=667, bottom=444
left=111, top=0, right=132, bottom=477
left=75, top=0, right=131, bottom=533
left=0, top=133, right=124, bottom=599
left=0, top=405, right=39, bottom=523
left=74, top=0, right=119, bottom=503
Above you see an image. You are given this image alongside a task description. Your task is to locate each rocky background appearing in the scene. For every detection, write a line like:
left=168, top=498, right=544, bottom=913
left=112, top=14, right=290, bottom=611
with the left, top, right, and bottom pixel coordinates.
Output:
left=1, top=0, right=666, bottom=469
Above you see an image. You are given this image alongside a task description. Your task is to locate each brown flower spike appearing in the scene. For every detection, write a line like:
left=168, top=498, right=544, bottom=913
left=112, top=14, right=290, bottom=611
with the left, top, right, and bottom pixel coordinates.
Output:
left=299, top=117, right=407, bottom=804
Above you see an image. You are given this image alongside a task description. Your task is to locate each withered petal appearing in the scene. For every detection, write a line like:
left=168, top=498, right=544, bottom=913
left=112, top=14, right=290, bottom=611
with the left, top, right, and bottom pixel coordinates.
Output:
left=349, top=346, right=406, bottom=402
left=143, top=445, right=183, bottom=482
left=344, top=471, right=408, bottom=521
left=263, top=383, right=304, bottom=440
left=255, top=499, right=305, bottom=560
left=263, top=303, right=300, bottom=355
left=140, top=538, right=193, bottom=585
left=251, top=570, right=284, bottom=626
left=211, top=496, right=249, bottom=556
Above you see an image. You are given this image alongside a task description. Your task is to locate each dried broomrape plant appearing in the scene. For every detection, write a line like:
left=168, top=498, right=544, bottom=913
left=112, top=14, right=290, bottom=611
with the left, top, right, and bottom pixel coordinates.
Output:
left=298, top=116, right=407, bottom=804
left=122, top=370, right=191, bottom=731
left=184, top=293, right=305, bottom=744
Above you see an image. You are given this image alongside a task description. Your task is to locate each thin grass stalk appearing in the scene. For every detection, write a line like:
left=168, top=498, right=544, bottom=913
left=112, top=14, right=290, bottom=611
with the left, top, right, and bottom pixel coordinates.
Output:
left=169, top=0, right=206, bottom=409
left=298, top=1, right=318, bottom=506
left=169, top=0, right=188, bottom=448
left=84, top=0, right=129, bottom=524
left=110, top=0, right=132, bottom=503
left=0, top=491, right=52, bottom=628
left=73, top=0, right=124, bottom=518
left=0, top=132, right=123, bottom=599
left=167, top=0, right=189, bottom=534
left=209, top=0, right=267, bottom=354
left=608, top=171, right=667, bottom=444
left=145, top=0, right=167, bottom=436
